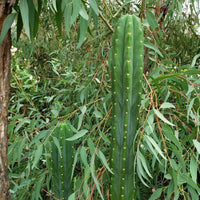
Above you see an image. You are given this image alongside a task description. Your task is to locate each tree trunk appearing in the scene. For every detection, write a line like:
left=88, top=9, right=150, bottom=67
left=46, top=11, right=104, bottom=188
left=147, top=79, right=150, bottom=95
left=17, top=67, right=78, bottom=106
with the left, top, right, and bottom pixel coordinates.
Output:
left=0, top=1, right=14, bottom=199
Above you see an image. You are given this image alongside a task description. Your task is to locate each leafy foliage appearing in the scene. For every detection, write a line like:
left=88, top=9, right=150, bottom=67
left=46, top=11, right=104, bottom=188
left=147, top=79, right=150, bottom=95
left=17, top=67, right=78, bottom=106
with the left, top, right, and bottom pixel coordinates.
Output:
left=8, top=0, right=200, bottom=199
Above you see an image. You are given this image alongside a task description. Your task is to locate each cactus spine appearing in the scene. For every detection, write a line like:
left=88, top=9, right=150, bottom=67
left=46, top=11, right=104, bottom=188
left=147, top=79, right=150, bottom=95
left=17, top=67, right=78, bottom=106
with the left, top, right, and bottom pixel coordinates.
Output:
left=110, top=15, right=144, bottom=200
left=50, top=123, right=74, bottom=200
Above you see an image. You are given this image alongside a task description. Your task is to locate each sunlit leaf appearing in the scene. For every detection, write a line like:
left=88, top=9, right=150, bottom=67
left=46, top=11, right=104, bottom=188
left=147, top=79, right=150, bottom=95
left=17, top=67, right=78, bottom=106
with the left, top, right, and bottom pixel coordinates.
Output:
left=66, top=129, right=88, bottom=141
left=20, top=0, right=30, bottom=39
left=77, top=16, right=88, bottom=48
left=193, top=140, right=200, bottom=154
left=88, top=0, right=99, bottom=16
left=64, top=2, right=72, bottom=36
left=96, top=149, right=113, bottom=174
left=187, top=98, right=195, bottom=123
left=144, top=136, right=161, bottom=163
left=138, top=150, right=152, bottom=178
left=190, top=157, right=197, bottom=183
left=188, top=185, right=199, bottom=200
left=71, top=150, right=79, bottom=179
left=154, top=109, right=175, bottom=126
left=79, top=7, right=89, bottom=20
left=0, top=13, right=17, bottom=44
left=160, top=102, right=175, bottom=109
left=145, top=135, right=167, bottom=160
left=94, top=110, right=103, bottom=119
left=68, top=192, right=76, bottom=200
left=148, top=188, right=162, bottom=200
left=52, top=0, right=57, bottom=11
left=191, top=54, right=200, bottom=67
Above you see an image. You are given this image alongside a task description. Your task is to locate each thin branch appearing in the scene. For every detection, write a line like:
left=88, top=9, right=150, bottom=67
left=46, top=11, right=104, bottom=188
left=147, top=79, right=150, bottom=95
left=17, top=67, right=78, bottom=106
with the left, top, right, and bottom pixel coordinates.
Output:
left=99, top=10, right=114, bottom=32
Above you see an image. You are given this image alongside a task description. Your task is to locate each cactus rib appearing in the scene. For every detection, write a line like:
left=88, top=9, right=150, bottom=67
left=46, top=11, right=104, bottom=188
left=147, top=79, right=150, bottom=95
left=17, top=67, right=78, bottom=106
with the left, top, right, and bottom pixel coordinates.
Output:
left=110, top=14, right=144, bottom=200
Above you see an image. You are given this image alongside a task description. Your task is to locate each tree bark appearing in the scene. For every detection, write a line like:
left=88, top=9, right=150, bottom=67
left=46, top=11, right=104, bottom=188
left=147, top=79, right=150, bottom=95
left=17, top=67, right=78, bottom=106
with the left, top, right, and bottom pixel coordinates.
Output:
left=0, top=1, right=15, bottom=199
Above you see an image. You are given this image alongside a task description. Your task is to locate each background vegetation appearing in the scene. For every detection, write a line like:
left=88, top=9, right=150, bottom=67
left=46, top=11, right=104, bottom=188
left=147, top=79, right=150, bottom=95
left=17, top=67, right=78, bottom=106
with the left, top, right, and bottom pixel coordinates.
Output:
left=8, top=0, right=200, bottom=199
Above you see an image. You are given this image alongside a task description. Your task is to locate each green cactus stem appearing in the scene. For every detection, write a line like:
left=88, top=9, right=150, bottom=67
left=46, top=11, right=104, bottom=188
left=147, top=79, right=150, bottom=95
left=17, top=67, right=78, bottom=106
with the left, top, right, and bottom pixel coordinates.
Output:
left=110, top=14, right=144, bottom=200
left=50, top=123, right=74, bottom=200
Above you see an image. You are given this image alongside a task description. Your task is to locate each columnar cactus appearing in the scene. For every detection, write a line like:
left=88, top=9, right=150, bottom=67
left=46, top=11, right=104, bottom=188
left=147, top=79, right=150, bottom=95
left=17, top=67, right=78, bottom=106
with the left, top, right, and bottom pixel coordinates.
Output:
left=50, top=123, right=74, bottom=200
left=110, top=14, right=144, bottom=200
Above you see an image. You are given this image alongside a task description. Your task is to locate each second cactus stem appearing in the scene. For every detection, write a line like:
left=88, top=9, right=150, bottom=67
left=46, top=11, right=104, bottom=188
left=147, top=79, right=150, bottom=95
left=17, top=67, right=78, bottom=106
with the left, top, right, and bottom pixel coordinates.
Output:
left=50, top=123, right=74, bottom=200
left=110, top=14, right=144, bottom=200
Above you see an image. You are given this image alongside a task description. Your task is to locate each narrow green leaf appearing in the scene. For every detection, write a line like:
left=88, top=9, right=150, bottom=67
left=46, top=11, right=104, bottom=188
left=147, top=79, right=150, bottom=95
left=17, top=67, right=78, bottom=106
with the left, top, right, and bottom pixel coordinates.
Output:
left=52, top=136, right=62, bottom=157
left=154, top=109, right=175, bottom=126
left=17, top=139, right=26, bottom=166
left=71, top=150, right=79, bottom=179
left=99, top=131, right=110, bottom=144
left=77, top=106, right=87, bottom=130
left=90, top=154, right=104, bottom=200
left=191, top=54, right=200, bottom=67
left=171, top=169, right=178, bottom=197
left=81, top=106, right=87, bottom=114
left=146, top=10, right=158, bottom=30
left=96, top=149, right=113, bottom=174
left=180, top=174, right=200, bottom=194
left=79, top=7, right=89, bottom=20
left=188, top=185, right=199, bottom=200
left=32, top=144, right=43, bottom=169
left=193, top=140, right=200, bottom=154
left=184, top=69, right=200, bottom=76
left=160, top=102, right=175, bottom=109
left=145, top=135, right=167, bottom=160
left=27, top=0, right=35, bottom=39
left=169, top=143, right=186, bottom=173
left=166, top=180, right=174, bottom=199
left=144, top=136, right=161, bottom=163
left=52, top=0, right=57, bottom=11
left=88, top=0, right=99, bottom=16
left=137, top=155, right=149, bottom=181
left=162, top=124, right=182, bottom=152
left=0, top=13, right=17, bottom=44
left=14, top=118, right=31, bottom=133
left=190, top=157, right=197, bottom=183
left=68, top=192, right=76, bottom=200
left=152, top=73, right=180, bottom=83
left=71, top=0, right=81, bottom=24
left=64, top=2, right=72, bottom=36
left=87, top=138, right=95, bottom=155
left=144, top=42, right=163, bottom=57
left=77, top=114, right=84, bottom=130
left=66, top=129, right=88, bottom=141
left=94, top=110, right=103, bottom=119
left=20, top=0, right=30, bottom=39
left=137, top=162, right=149, bottom=187
left=138, top=150, right=152, bottom=178
left=77, top=16, right=88, bottom=48
left=148, top=188, right=162, bottom=200
left=187, top=98, right=195, bottom=123
left=80, top=146, right=88, bottom=166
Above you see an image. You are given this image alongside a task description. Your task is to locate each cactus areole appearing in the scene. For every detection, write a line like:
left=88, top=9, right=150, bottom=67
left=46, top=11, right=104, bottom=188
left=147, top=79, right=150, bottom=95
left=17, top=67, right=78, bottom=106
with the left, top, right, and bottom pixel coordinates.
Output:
left=110, top=15, right=144, bottom=200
